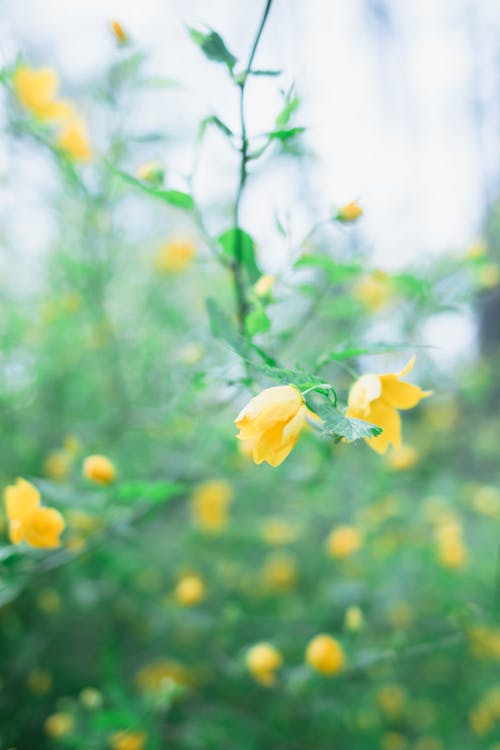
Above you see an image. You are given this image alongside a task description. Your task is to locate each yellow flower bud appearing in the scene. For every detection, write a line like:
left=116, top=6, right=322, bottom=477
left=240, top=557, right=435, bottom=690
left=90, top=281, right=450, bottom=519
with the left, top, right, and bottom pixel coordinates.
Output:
left=305, top=634, right=345, bottom=675
left=336, top=200, right=362, bottom=222
left=83, top=455, right=116, bottom=484
left=326, top=525, right=361, bottom=559
left=111, top=20, right=128, bottom=45
left=377, top=684, right=407, bottom=718
left=155, top=239, right=196, bottom=273
left=4, top=478, right=65, bottom=548
left=246, top=642, right=283, bottom=686
left=261, top=553, right=297, bottom=591
left=354, top=270, right=392, bottom=311
left=174, top=575, right=205, bottom=606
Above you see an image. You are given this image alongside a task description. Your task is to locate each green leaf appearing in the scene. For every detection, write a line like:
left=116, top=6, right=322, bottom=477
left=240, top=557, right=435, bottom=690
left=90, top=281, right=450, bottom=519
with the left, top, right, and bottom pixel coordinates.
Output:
left=249, top=69, right=282, bottom=77
left=315, top=342, right=410, bottom=369
left=199, top=115, right=234, bottom=139
left=276, top=86, right=300, bottom=126
left=310, top=400, right=382, bottom=442
left=115, top=481, right=183, bottom=504
left=294, top=254, right=362, bottom=283
left=188, top=28, right=237, bottom=70
left=217, top=228, right=262, bottom=283
left=268, top=127, right=305, bottom=142
left=246, top=301, right=271, bottom=336
left=393, top=273, right=430, bottom=299
left=106, top=164, right=194, bottom=211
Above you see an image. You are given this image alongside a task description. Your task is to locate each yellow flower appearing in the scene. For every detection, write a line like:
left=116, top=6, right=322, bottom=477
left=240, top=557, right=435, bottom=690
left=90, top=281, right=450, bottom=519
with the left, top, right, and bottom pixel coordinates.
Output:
left=262, top=517, right=297, bottom=545
left=469, top=626, right=500, bottom=660
left=469, top=704, right=493, bottom=736
left=79, top=687, right=103, bottom=709
left=57, top=116, right=93, bottom=162
left=472, top=486, right=500, bottom=518
left=381, top=732, right=408, bottom=750
left=4, top=478, right=65, bottom=548
left=43, top=450, right=71, bottom=481
left=337, top=200, right=363, bottom=222
left=346, top=356, right=431, bottom=454
left=44, top=712, right=74, bottom=738
left=14, top=65, right=61, bottom=119
left=235, top=385, right=309, bottom=467
left=254, top=274, right=275, bottom=297
left=261, top=553, right=297, bottom=591
left=110, top=731, right=147, bottom=750
left=246, top=643, right=283, bottom=686
left=344, top=605, right=364, bottom=632
left=354, top=270, right=392, bottom=311
left=386, top=444, right=420, bottom=471
left=377, top=684, right=407, bottom=718
left=155, top=239, right=196, bottom=273
left=174, top=575, right=205, bottom=606
left=305, top=634, right=345, bottom=675
left=111, top=20, right=128, bottom=44
left=136, top=160, right=164, bottom=184
left=191, top=480, right=232, bottom=533
left=326, top=525, right=361, bottom=559
left=83, top=455, right=116, bottom=484
left=135, top=660, right=192, bottom=695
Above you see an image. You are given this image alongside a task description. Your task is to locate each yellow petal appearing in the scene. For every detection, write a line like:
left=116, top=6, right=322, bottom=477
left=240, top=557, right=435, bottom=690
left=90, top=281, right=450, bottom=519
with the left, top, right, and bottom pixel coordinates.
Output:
left=4, top=478, right=40, bottom=523
left=347, top=374, right=382, bottom=415
left=396, top=355, right=416, bottom=378
left=380, top=376, right=432, bottom=409
left=236, top=386, right=302, bottom=436
left=364, top=400, right=402, bottom=454
left=24, top=507, right=65, bottom=549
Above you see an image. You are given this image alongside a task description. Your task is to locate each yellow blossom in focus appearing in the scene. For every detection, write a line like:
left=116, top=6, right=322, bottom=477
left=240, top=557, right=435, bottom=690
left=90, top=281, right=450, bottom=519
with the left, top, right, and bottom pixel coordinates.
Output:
left=44, top=713, right=74, bottom=738
left=174, top=575, right=205, bottom=606
left=354, top=270, right=393, bottom=311
left=136, top=660, right=192, bottom=696
left=344, top=605, right=364, bottom=632
left=111, top=20, right=128, bottom=44
left=346, top=356, right=431, bottom=454
left=327, top=525, right=362, bottom=559
left=235, top=385, right=310, bottom=467
left=246, top=642, right=283, bottom=686
left=305, top=634, right=345, bottom=675
left=83, top=455, right=116, bottom=484
left=262, top=553, right=297, bottom=591
left=155, top=239, right=196, bottom=273
left=36, top=588, right=61, bottom=614
left=79, top=687, right=102, bottom=709
left=110, top=731, right=147, bottom=750
left=262, top=517, right=297, bottom=545
left=337, top=200, right=363, bottom=222
left=254, top=274, right=275, bottom=297
left=4, top=478, right=65, bottom=548
left=386, top=444, right=419, bottom=471
left=27, top=668, right=52, bottom=695
left=377, top=684, right=407, bottom=718
left=57, top=116, right=93, bottom=162
left=192, top=480, right=232, bottom=533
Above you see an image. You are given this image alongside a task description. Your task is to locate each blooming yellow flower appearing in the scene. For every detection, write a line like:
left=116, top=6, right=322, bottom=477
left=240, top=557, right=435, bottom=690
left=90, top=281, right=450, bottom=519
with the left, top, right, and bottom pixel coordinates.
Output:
left=235, top=385, right=310, bottom=467
left=354, top=270, right=393, bottom=311
left=174, top=575, right=205, bottom=606
left=346, top=356, right=431, bottom=454
left=155, top=239, right=196, bottom=273
left=305, top=634, right=345, bottom=675
left=83, top=455, right=116, bottom=484
left=111, top=20, right=128, bottom=44
left=326, top=525, right=361, bottom=559
left=57, top=116, right=93, bottom=162
left=254, top=274, right=275, bottom=297
left=246, top=643, right=283, bottom=686
left=44, top=712, right=74, bottom=738
left=337, top=200, right=362, bottom=222
left=13, top=65, right=72, bottom=121
left=386, top=444, right=420, bottom=471
left=110, top=731, right=147, bottom=750
left=4, top=478, right=65, bottom=548
left=191, top=480, right=232, bottom=533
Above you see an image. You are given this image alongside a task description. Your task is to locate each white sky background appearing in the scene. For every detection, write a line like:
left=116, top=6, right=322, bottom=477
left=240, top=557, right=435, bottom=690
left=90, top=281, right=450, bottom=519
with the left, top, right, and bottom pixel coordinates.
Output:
left=2, top=0, right=500, bottom=363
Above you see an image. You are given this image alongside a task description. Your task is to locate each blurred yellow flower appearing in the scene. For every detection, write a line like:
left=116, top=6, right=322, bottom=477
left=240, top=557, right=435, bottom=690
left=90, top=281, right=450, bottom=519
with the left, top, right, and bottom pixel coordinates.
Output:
left=79, top=687, right=103, bottom=709
left=354, top=270, right=393, bottom=311
left=414, top=737, right=442, bottom=750
left=136, top=660, right=192, bottom=695
left=344, top=605, right=364, bottom=632
left=347, top=356, right=431, bottom=454
left=43, top=450, right=71, bottom=481
left=477, top=262, right=500, bottom=289
left=262, top=552, right=297, bottom=591
left=111, top=20, right=128, bottom=44
left=67, top=509, right=102, bottom=535
left=465, top=237, right=486, bottom=259
left=27, top=668, right=52, bottom=696
left=337, top=200, right=363, bottom=222
left=4, top=478, right=65, bottom=548
left=246, top=643, right=283, bottom=686
left=326, top=525, right=362, bottom=559
left=83, top=454, right=116, bottom=484
left=155, top=239, right=196, bottom=273
left=435, top=520, right=468, bottom=570
left=174, top=575, right=205, bottom=606
left=57, top=116, right=93, bottom=162
left=469, top=704, right=493, bottom=736
left=381, top=732, right=408, bottom=750
left=13, top=65, right=68, bottom=121
left=386, top=601, right=413, bottom=629
left=110, top=731, right=147, bottom=750
left=305, top=634, right=345, bottom=675
left=254, top=274, right=275, bottom=297
left=192, top=480, right=232, bottom=533
left=386, top=444, right=420, bottom=471
left=262, top=517, right=297, bottom=545
left=44, top=712, right=74, bottom=738
left=377, top=684, right=407, bottom=718
left=178, top=342, right=204, bottom=365
left=235, top=385, right=309, bottom=467
left=472, top=485, right=500, bottom=518
left=469, top=626, right=500, bottom=660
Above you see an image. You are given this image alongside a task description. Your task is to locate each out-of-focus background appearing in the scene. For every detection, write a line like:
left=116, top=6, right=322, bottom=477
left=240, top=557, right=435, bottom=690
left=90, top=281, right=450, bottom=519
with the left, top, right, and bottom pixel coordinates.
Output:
left=1, top=1, right=500, bottom=749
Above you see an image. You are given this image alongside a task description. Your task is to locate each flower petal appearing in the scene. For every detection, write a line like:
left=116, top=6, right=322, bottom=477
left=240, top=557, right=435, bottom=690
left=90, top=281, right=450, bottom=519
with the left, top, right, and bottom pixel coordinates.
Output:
left=347, top=374, right=382, bottom=415
left=364, top=400, right=402, bottom=454
left=380, top=376, right=432, bottom=409
left=5, top=478, right=40, bottom=523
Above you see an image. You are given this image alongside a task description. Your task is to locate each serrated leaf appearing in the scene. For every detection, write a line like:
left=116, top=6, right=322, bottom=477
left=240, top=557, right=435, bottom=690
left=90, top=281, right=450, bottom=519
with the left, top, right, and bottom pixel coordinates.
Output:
left=311, top=400, right=382, bottom=442
left=217, top=228, right=262, bottom=283
left=106, top=163, right=194, bottom=211
left=294, top=254, right=362, bottom=282
left=115, top=481, right=183, bottom=504
left=188, top=28, right=237, bottom=70
left=268, top=127, right=305, bottom=142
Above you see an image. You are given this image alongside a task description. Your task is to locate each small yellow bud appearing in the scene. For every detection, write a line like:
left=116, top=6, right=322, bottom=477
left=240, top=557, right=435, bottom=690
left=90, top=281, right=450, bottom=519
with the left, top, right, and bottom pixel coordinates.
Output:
left=191, top=480, right=232, bottom=533
left=246, top=643, right=283, bottom=686
left=261, top=553, right=297, bottom=591
left=136, top=160, right=164, bottom=185
left=305, top=634, right=345, bottom=675
left=326, top=525, right=362, bottom=559
left=155, top=239, right=196, bottom=273
left=83, top=455, right=116, bottom=484
left=174, top=575, right=205, bottom=606
left=111, top=20, right=128, bottom=45
left=336, top=200, right=362, bottom=222
left=477, top=262, right=500, bottom=288
left=344, top=605, right=364, bottom=632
